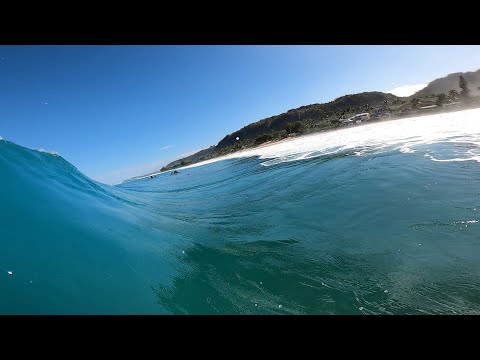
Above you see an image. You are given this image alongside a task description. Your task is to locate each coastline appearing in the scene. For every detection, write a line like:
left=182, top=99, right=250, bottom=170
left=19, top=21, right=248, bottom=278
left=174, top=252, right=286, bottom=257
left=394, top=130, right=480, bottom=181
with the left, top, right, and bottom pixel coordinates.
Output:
left=191, top=103, right=480, bottom=161
left=130, top=104, right=480, bottom=182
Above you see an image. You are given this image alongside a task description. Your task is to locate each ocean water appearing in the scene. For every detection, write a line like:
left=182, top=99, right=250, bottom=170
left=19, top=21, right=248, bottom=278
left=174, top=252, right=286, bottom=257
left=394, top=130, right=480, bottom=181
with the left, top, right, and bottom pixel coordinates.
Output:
left=2, top=108, right=480, bottom=314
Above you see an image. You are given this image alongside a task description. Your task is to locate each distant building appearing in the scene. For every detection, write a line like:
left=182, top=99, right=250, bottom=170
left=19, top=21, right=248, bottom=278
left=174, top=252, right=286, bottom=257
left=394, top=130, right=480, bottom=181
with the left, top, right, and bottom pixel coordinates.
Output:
left=342, top=112, right=370, bottom=123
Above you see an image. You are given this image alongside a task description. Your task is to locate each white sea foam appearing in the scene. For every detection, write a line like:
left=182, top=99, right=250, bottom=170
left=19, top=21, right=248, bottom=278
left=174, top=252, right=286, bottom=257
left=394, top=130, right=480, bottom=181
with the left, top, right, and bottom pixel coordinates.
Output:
left=36, top=148, right=59, bottom=156
left=175, top=108, right=480, bottom=170
left=425, top=154, right=480, bottom=163
left=399, top=147, right=415, bottom=154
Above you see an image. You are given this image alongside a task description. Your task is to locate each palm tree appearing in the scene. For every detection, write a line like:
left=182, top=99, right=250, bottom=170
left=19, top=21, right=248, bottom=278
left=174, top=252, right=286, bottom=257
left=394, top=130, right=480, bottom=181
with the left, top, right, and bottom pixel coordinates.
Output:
left=449, top=89, right=458, bottom=99
left=459, top=75, right=470, bottom=99
left=436, top=93, right=447, bottom=106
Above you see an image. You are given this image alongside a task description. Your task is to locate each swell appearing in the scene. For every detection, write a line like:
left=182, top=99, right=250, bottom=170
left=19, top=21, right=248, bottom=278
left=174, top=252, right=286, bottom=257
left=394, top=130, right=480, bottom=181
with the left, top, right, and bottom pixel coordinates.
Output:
left=0, top=140, right=179, bottom=314
left=2, top=107, right=480, bottom=314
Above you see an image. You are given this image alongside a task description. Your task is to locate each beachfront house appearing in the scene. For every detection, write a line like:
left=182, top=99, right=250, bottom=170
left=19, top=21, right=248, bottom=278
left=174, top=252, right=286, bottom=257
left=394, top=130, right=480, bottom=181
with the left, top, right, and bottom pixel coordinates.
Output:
left=341, top=112, right=370, bottom=123
left=349, top=112, right=370, bottom=122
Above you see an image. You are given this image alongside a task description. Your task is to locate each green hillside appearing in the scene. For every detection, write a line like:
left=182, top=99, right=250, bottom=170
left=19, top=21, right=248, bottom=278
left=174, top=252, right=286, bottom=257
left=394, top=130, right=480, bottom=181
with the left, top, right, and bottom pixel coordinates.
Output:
left=157, top=71, right=480, bottom=173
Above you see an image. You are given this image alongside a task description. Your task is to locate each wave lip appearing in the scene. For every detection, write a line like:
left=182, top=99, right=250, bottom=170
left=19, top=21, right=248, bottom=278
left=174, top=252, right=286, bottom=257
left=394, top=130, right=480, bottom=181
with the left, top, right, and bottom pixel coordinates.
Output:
left=36, top=148, right=60, bottom=156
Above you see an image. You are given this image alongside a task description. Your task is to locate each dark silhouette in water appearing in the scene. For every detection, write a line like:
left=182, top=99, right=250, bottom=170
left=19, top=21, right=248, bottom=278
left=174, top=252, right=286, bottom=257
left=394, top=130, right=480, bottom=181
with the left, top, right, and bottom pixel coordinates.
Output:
left=171, top=170, right=179, bottom=175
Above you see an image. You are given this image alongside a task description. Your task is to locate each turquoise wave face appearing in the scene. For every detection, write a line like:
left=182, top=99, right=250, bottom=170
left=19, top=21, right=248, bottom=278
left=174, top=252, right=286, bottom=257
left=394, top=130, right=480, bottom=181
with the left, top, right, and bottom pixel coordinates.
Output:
left=2, top=114, right=480, bottom=314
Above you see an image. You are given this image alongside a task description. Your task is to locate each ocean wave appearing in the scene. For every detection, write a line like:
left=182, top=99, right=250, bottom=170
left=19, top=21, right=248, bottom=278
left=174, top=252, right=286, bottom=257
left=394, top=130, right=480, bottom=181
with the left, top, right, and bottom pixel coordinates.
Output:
left=2, top=108, right=480, bottom=314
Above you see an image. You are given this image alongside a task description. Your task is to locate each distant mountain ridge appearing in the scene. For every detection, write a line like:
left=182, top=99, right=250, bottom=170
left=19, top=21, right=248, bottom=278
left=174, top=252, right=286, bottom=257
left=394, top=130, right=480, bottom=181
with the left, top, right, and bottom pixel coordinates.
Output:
left=160, top=91, right=399, bottom=172
left=215, top=92, right=398, bottom=150
left=412, top=69, right=480, bottom=98
left=162, top=146, right=216, bottom=170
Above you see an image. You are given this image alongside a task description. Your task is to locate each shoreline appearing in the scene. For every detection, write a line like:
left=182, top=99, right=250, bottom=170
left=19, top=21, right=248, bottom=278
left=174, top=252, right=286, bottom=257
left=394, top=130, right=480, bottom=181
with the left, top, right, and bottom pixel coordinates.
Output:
left=206, top=103, right=480, bottom=156
left=130, top=104, right=480, bottom=181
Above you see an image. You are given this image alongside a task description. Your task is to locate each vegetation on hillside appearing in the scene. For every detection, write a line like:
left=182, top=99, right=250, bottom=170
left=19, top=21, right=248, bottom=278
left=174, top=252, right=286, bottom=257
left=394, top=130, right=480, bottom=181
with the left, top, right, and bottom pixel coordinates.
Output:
left=153, top=71, right=480, bottom=174
left=412, top=69, right=480, bottom=98
left=459, top=75, right=471, bottom=100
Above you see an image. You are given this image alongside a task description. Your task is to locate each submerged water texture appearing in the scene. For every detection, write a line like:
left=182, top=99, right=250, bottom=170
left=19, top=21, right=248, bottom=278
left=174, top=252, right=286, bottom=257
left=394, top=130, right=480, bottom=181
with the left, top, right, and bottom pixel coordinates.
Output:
left=2, top=109, right=480, bottom=314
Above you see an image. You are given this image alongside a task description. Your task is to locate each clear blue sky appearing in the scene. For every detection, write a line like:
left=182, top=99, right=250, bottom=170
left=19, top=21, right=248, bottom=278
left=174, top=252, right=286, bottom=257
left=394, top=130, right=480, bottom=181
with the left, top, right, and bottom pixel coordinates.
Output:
left=1, top=45, right=480, bottom=184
